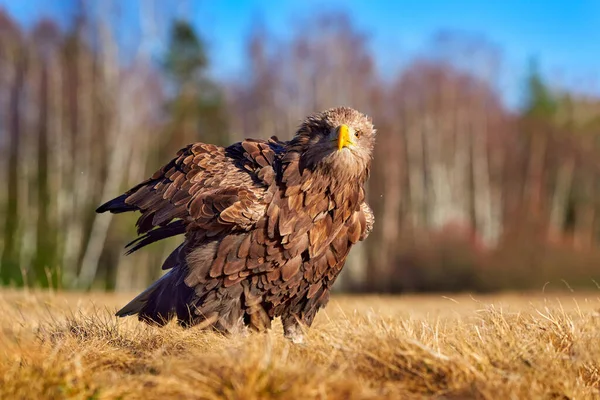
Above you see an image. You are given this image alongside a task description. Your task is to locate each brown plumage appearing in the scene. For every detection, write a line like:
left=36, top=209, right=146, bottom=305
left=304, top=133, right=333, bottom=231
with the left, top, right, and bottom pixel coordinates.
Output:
left=97, top=106, right=376, bottom=343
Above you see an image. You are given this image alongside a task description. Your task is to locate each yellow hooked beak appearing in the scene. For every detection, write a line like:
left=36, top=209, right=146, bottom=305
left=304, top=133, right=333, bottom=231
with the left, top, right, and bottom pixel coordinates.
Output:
left=337, top=124, right=353, bottom=150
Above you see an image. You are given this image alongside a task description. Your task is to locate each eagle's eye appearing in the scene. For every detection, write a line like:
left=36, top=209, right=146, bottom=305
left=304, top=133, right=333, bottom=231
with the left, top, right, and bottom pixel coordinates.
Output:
left=355, top=130, right=362, bottom=139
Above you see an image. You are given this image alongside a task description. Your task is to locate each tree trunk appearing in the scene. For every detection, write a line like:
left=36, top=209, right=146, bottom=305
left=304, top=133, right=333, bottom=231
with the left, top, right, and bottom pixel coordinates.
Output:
left=451, top=109, right=471, bottom=227
left=574, top=170, right=596, bottom=250
left=75, top=21, right=121, bottom=289
left=406, top=116, right=427, bottom=229
left=471, top=106, right=500, bottom=247
left=425, top=113, right=454, bottom=229
left=33, top=62, right=54, bottom=285
left=19, top=62, right=38, bottom=286
left=61, top=42, right=94, bottom=286
left=548, top=157, right=575, bottom=241
left=525, top=130, right=547, bottom=220
left=1, top=56, right=25, bottom=285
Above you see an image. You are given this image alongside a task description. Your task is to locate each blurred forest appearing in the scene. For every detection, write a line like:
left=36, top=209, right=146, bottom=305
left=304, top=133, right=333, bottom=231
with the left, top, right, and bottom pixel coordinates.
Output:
left=1, top=4, right=599, bottom=293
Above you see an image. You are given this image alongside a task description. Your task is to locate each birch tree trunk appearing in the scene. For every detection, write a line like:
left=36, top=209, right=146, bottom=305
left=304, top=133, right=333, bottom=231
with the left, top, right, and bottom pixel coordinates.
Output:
left=525, top=130, right=547, bottom=220
left=46, top=53, right=63, bottom=285
left=573, top=170, right=596, bottom=250
left=75, top=20, right=121, bottom=289
left=406, top=114, right=427, bottom=229
left=1, top=55, right=25, bottom=284
left=471, top=105, right=500, bottom=247
left=425, top=113, right=455, bottom=230
left=0, top=58, right=9, bottom=271
left=33, top=60, right=53, bottom=284
left=19, top=60, right=39, bottom=285
left=61, top=44, right=94, bottom=285
left=452, top=108, right=471, bottom=226
left=548, top=157, right=575, bottom=241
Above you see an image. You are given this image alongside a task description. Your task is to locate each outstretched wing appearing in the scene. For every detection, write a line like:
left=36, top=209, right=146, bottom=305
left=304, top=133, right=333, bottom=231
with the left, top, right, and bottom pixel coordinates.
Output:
left=96, top=138, right=285, bottom=254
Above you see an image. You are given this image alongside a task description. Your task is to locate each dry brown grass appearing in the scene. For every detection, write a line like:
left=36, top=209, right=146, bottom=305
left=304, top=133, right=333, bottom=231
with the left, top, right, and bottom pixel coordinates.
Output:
left=1, top=290, right=600, bottom=399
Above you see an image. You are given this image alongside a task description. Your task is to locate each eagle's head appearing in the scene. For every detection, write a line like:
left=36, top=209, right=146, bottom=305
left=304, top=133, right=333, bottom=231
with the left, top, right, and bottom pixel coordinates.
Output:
left=290, top=107, right=376, bottom=183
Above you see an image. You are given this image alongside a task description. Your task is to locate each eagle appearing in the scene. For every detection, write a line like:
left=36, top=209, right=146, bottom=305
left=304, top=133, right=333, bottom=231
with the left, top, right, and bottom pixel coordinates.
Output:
left=97, top=106, right=375, bottom=343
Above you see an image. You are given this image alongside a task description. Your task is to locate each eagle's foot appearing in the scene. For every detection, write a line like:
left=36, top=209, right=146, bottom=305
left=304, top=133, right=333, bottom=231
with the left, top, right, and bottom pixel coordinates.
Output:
left=285, top=330, right=305, bottom=344
left=229, top=322, right=250, bottom=338
left=282, top=314, right=306, bottom=344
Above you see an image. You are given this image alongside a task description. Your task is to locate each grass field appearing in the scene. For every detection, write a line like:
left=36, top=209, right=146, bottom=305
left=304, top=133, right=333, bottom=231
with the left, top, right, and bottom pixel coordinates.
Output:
left=1, top=290, right=599, bottom=399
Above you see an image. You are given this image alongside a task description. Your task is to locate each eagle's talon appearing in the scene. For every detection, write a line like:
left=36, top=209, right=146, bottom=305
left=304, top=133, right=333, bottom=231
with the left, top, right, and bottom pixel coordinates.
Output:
left=287, top=333, right=305, bottom=345
left=283, top=315, right=306, bottom=344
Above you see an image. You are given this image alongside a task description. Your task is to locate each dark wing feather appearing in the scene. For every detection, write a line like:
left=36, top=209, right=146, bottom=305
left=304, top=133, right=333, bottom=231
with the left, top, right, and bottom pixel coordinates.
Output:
left=124, top=220, right=186, bottom=255
left=97, top=139, right=285, bottom=253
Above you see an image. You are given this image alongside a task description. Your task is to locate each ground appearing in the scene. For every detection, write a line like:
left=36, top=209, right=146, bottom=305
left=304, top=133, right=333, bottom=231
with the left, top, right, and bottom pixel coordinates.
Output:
left=0, top=290, right=599, bottom=399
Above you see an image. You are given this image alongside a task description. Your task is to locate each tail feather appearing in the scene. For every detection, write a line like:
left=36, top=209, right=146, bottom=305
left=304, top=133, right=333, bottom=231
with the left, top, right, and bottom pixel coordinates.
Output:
left=116, top=240, right=251, bottom=332
left=116, top=244, right=195, bottom=326
left=116, top=268, right=195, bottom=326
left=115, top=274, right=165, bottom=318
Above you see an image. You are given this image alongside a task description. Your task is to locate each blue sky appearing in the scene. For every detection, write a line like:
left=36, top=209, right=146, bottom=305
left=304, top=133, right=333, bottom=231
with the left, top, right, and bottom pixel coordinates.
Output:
left=1, top=0, right=599, bottom=108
